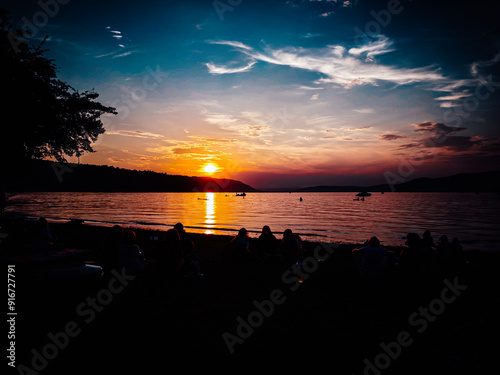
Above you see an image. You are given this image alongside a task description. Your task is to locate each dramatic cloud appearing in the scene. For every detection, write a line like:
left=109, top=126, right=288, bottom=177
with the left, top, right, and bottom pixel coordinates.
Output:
left=421, top=135, right=480, bottom=152
left=412, top=121, right=466, bottom=135
left=379, top=134, right=409, bottom=141
left=398, top=121, right=492, bottom=152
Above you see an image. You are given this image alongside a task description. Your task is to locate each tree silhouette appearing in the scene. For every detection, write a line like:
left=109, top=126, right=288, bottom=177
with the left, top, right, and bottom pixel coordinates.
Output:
left=0, top=10, right=116, bottom=181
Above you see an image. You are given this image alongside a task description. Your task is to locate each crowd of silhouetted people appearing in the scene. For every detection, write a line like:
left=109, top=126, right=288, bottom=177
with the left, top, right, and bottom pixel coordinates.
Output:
left=0, top=216, right=56, bottom=255
left=100, top=222, right=203, bottom=280
left=96, top=223, right=308, bottom=281
left=224, top=226, right=304, bottom=265
left=351, top=229, right=467, bottom=293
left=0, top=214, right=469, bottom=288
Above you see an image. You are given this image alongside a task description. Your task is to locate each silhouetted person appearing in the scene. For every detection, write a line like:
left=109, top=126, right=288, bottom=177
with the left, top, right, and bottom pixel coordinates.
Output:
left=227, top=228, right=250, bottom=261
left=280, top=229, right=302, bottom=264
left=32, top=217, right=53, bottom=252
left=174, top=223, right=201, bottom=277
left=117, top=230, right=147, bottom=275
left=398, top=232, right=434, bottom=299
left=422, top=230, right=436, bottom=250
left=352, top=236, right=392, bottom=279
left=254, top=225, right=279, bottom=261
left=399, top=233, right=426, bottom=276
left=174, top=223, right=194, bottom=259
left=102, top=225, right=123, bottom=275
left=59, top=218, right=86, bottom=250
left=157, top=228, right=184, bottom=274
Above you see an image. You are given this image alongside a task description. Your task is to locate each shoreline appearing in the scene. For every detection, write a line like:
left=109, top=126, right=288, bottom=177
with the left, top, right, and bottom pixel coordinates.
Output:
left=2, top=208, right=496, bottom=254
left=0, top=213, right=408, bottom=262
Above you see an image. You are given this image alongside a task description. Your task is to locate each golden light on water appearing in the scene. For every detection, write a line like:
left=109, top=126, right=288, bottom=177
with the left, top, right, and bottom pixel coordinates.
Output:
left=204, top=192, right=215, bottom=234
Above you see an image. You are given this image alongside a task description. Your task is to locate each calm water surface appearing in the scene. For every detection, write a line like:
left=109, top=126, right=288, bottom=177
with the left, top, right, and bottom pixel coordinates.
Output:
left=5, top=192, right=500, bottom=251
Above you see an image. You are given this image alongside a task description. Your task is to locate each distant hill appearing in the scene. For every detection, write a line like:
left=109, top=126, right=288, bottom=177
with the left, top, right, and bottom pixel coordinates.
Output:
left=5, top=159, right=257, bottom=193
left=295, top=171, right=500, bottom=193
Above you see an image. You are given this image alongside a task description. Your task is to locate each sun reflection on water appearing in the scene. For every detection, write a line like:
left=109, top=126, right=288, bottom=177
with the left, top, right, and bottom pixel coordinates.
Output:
left=204, top=192, right=215, bottom=235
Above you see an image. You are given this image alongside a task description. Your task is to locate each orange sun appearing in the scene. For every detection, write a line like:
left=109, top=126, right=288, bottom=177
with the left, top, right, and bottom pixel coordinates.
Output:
left=202, top=163, right=218, bottom=174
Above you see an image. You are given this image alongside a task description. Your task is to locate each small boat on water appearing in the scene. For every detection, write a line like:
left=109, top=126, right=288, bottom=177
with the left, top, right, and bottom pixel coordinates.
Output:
left=356, top=191, right=371, bottom=197
left=236, top=192, right=247, bottom=196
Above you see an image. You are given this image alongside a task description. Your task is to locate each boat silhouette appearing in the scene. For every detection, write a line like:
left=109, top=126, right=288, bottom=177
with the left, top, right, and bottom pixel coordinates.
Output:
left=355, top=191, right=371, bottom=197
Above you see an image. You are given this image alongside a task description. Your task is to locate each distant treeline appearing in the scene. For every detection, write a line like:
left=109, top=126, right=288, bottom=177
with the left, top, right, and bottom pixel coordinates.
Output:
left=4, top=159, right=256, bottom=193
left=4, top=160, right=499, bottom=193
left=296, top=170, right=500, bottom=193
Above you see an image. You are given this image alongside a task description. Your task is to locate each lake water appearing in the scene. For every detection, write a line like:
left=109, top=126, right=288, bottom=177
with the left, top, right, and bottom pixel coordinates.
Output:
left=4, top=191, right=500, bottom=251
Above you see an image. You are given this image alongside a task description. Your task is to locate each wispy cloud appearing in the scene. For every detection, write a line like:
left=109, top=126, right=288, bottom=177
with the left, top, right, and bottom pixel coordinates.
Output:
left=112, top=51, right=134, bottom=59
left=353, top=108, right=375, bottom=114
left=435, top=91, right=472, bottom=101
left=95, top=26, right=137, bottom=59
left=296, top=85, right=324, bottom=90
left=206, top=61, right=256, bottom=74
left=203, top=110, right=272, bottom=139
left=347, top=126, right=372, bottom=131
left=208, top=40, right=253, bottom=50
left=205, top=36, right=446, bottom=90
left=470, top=52, right=500, bottom=77
left=106, top=130, right=165, bottom=139
left=300, top=32, right=323, bottom=38
left=348, top=35, right=395, bottom=61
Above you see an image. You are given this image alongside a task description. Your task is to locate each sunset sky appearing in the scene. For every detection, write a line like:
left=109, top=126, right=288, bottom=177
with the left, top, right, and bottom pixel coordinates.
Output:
left=6, top=0, right=500, bottom=188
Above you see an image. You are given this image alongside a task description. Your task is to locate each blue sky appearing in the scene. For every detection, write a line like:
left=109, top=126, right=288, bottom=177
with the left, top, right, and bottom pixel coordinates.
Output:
left=5, top=0, right=500, bottom=188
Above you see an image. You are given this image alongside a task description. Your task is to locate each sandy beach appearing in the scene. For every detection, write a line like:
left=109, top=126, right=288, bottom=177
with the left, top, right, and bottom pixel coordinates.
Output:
left=2, top=219, right=499, bottom=374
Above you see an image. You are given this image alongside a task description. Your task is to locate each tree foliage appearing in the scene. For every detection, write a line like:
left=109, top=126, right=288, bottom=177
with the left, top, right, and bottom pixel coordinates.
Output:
left=0, top=10, right=116, bottom=170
